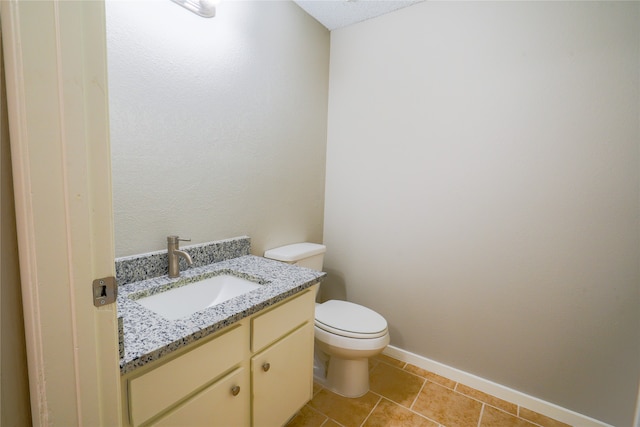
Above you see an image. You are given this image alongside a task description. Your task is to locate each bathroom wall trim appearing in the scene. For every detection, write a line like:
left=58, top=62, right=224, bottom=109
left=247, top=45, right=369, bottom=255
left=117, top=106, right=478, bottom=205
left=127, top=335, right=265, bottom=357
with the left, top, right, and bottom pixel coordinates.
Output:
left=383, top=345, right=613, bottom=427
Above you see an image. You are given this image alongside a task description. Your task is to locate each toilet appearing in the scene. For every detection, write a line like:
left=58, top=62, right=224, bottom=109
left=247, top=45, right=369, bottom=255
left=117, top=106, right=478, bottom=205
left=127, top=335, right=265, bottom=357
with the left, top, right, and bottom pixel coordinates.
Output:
left=264, top=243, right=390, bottom=398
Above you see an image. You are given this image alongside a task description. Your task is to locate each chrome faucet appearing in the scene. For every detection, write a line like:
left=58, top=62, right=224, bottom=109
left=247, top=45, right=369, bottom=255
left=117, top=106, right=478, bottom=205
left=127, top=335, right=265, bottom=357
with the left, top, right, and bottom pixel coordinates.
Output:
left=167, top=235, right=194, bottom=278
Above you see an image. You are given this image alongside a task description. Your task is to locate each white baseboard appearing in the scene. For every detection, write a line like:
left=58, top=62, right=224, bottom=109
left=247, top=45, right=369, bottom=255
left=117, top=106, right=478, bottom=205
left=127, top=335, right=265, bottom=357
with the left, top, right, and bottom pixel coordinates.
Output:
left=383, top=345, right=613, bottom=427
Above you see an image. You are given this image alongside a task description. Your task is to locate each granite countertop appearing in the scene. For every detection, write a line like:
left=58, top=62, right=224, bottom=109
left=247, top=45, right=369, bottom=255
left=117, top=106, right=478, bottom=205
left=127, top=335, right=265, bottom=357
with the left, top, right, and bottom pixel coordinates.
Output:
left=118, top=254, right=325, bottom=374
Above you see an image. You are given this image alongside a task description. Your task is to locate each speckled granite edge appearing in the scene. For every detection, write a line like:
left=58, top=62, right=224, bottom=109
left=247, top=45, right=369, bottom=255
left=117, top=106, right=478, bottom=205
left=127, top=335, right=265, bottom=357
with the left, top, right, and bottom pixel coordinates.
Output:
left=115, top=236, right=251, bottom=286
left=118, top=254, right=325, bottom=374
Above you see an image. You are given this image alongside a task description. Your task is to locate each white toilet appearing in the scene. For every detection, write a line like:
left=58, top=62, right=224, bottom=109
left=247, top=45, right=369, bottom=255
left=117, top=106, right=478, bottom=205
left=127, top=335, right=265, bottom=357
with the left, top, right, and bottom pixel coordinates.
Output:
left=264, top=242, right=390, bottom=398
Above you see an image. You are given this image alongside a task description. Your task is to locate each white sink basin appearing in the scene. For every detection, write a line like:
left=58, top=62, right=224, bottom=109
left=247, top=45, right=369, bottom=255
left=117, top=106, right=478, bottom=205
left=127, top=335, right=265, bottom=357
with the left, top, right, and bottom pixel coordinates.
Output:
left=135, top=274, right=261, bottom=320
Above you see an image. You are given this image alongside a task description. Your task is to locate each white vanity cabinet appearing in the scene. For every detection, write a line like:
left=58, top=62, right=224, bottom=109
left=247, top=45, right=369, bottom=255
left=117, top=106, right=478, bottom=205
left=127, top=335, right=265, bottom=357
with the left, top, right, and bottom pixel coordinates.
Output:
left=121, top=286, right=316, bottom=427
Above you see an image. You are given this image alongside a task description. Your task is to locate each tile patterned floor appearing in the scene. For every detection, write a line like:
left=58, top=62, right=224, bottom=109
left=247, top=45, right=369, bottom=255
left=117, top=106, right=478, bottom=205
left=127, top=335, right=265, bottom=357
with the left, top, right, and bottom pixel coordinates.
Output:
left=286, top=354, right=572, bottom=427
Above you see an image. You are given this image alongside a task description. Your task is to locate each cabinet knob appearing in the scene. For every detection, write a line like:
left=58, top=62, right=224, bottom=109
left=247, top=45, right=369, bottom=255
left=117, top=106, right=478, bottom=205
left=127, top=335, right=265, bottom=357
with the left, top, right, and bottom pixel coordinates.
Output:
left=262, top=362, right=271, bottom=372
left=231, top=385, right=241, bottom=396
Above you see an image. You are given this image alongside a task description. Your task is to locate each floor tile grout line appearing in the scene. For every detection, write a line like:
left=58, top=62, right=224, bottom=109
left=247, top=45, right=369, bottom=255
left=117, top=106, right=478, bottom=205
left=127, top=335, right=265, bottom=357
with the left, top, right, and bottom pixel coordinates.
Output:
left=370, top=390, right=446, bottom=427
left=403, top=365, right=459, bottom=391
left=477, top=403, right=485, bottom=427
left=359, top=395, right=382, bottom=427
left=454, top=383, right=520, bottom=415
left=369, top=387, right=419, bottom=413
left=374, top=355, right=406, bottom=369
left=478, top=404, right=551, bottom=427
left=409, top=376, right=428, bottom=411
left=410, top=404, right=444, bottom=427
left=429, top=378, right=523, bottom=419
left=375, top=358, right=441, bottom=390
left=306, top=404, right=330, bottom=426
left=368, top=390, right=412, bottom=413
left=304, top=388, right=346, bottom=427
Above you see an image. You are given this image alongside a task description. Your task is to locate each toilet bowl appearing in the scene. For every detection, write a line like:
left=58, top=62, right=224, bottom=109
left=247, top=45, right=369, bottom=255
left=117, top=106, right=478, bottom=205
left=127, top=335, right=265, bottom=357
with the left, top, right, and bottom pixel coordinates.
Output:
left=314, top=300, right=390, bottom=397
left=263, top=243, right=390, bottom=398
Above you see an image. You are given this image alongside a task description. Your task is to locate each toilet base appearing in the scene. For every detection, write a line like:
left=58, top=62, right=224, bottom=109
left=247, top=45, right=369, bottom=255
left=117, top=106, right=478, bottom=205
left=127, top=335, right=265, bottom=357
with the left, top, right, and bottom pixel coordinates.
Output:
left=313, top=329, right=390, bottom=399
left=325, top=357, right=370, bottom=398
left=314, top=352, right=370, bottom=398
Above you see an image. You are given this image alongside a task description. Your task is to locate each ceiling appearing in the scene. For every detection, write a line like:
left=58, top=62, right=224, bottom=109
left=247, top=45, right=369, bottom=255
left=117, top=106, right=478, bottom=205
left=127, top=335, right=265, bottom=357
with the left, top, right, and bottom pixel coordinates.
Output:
left=293, top=0, right=424, bottom=31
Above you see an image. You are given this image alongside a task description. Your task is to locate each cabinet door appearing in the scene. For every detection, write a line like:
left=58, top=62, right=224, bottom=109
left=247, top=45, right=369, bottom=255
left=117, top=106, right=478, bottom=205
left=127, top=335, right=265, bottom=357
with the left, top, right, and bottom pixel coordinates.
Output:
left=151, top=367, right=249, bottom=427
left=128, top=324, right=246, bottom=426
left=251, top=323, right=314, bottom=427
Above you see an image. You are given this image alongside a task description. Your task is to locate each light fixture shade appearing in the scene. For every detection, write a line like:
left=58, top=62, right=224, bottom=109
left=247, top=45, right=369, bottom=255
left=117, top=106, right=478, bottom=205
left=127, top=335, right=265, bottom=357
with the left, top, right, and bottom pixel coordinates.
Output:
left=170, top=0, right=218, bottom=18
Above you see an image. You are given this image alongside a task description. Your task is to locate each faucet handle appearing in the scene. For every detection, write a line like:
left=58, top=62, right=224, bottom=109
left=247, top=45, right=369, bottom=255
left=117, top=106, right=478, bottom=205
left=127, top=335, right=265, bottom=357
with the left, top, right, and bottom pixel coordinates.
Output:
left=167, top=235, right=191, bottom=244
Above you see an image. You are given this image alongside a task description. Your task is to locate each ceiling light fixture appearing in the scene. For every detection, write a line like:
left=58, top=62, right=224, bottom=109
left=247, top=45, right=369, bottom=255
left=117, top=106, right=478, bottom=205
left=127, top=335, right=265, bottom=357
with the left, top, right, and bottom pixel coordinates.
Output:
left=170, top=0, right=219, bottom=18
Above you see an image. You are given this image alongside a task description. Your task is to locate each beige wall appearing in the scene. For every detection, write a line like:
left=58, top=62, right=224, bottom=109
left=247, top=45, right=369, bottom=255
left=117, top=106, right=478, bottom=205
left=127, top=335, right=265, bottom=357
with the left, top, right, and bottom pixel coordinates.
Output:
left=0, top=31, right=31, bottom=426
left=323, top=2, right=639, bottom=426
left=106, top=0, right=329, bottom=257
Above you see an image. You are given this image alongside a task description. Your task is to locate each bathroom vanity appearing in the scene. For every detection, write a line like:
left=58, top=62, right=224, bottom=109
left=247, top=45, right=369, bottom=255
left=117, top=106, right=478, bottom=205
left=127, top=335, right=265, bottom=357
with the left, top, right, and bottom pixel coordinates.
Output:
left=116, top=237, right=324, bottom=427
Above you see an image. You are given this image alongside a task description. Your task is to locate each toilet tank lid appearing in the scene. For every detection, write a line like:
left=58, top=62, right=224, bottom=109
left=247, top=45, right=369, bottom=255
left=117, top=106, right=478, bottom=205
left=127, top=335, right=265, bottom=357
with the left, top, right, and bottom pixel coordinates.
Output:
left=264, top=242, right=326, bottom=262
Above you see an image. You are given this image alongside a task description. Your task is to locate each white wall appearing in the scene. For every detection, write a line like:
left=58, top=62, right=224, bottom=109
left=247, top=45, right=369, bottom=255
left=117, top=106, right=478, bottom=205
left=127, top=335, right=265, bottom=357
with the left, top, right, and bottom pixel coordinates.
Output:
left=324, top=2, right=639, bottom=426
left=106, top=0, right=329, bottom=257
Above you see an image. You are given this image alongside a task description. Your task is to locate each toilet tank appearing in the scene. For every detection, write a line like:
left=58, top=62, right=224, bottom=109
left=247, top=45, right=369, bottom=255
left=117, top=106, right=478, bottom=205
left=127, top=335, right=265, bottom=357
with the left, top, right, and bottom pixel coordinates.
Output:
left=263, top=243, right=326, bottom=271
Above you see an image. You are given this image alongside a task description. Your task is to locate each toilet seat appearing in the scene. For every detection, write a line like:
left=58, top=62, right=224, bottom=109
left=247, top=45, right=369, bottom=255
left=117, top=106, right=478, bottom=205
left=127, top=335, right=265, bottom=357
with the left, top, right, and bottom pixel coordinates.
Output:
left=315, top=300, right=388, bottom=339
